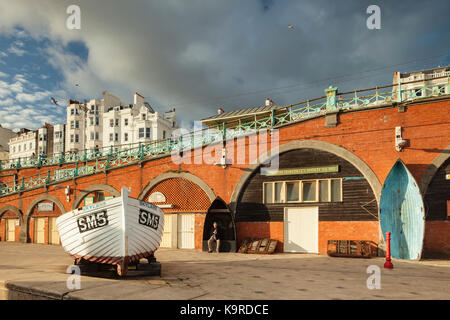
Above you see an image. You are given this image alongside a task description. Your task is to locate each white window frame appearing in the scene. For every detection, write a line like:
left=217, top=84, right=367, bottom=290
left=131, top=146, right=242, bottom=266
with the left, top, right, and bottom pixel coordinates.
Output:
left=263, top=178, right=342, bottom=204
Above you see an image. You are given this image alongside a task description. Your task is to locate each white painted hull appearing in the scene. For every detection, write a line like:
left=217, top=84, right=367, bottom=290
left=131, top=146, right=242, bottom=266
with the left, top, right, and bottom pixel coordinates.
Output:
left=56, top=188, right=164, bottom=275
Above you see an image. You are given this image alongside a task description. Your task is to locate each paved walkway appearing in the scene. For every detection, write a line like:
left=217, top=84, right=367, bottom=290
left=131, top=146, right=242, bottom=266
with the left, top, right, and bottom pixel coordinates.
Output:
left=0, top=242, right=449, bottom=300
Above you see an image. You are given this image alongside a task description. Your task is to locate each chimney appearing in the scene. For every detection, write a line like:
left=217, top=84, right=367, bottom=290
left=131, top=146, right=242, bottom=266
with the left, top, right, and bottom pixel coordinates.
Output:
left=218, top=107, right=224, bottom=115
left=134, top=92, right=145, bottom=106
left=266, top=98, right=274, bottom=107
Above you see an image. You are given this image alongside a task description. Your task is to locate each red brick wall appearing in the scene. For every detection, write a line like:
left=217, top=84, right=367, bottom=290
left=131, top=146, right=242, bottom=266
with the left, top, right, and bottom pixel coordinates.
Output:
left=236, top=222, right=284, bottom=252
left=0, top=219, right=4, bottom=241
left=236, top=221, right=379, bottom=254
left=318, top=221, right=379, bottom=255
left=423, top=221, right=450, bottom=256
left=0, top=99, right=449, bottom=254
left=195, top=213, right=207, bottom=249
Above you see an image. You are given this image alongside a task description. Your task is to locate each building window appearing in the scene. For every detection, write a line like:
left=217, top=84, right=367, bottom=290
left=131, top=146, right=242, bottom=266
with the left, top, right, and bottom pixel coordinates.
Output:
left=75, top=134, right=79, bottom=143
left=70, top=120, right=74, bottom=129
left=162, top=130, right=166, bottom=139
left=139, top=128, right=145, bottom=138
left=110, top=119, right=114, bottom=127
left=90, top=117, right=94, bottom=125
left=319, top=180, right=329, bottom=202
left=109, top=133, right=113, bottom=142
left=75, top=120, right=79, bottom=129
left=70, top=135, right=74, bottom=143
left=330, top=179, right=342, bottom=202
left=286, top=182, right=299, bottom=202
left=146, top=127, right=151, bottom=138
left=95, top=117, right=99, bottom=126
left=124, top=133, right=128, bottom=142
left=115, top=133, right=118, bottom=142
left=95, top=132, right=99, bottom=140
left=263, top=183, right=273, bottom=203
left=302, top=181, right=317, bottom=202
left=124, top=118, right=128, bottom=126
left=24, top=144, right=27, bottom=151
left=115, top=119, right=119, bottom=127
left=90, top=132, right=95, bottom=140
left=263, top=178, right=342, bottom=204
left=142, top=114, right=146, bottom=120
left=18, top=145, right=21, bottom=152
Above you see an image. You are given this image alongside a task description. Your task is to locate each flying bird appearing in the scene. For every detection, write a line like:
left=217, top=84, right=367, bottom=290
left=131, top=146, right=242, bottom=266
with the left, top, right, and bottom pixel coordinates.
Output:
left=51, top=97, right=59, bottom=106
left=288, top=24, right=294, bottom=29
left=75, top=84, right=80, bottom=87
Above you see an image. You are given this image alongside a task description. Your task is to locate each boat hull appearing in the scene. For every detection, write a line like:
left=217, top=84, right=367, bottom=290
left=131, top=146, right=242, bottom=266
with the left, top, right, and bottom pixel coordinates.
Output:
left=380, top=160, right=425, bottom=260
left=56, top=188, right=164, bottom=275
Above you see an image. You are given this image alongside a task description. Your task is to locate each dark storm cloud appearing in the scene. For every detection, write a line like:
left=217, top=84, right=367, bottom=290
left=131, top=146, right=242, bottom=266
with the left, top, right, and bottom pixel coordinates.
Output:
left=0, top=0, right=448, bottom=126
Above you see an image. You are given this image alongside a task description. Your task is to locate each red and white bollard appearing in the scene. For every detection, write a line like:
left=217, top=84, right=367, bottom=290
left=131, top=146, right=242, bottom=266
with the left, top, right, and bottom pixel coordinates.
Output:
left=384, top=231, right=394, bottom=269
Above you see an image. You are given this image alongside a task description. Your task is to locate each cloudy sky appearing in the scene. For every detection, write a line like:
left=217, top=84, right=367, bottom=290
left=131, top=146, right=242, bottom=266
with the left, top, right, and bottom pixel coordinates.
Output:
left=0, top=0, right=448, bottom=131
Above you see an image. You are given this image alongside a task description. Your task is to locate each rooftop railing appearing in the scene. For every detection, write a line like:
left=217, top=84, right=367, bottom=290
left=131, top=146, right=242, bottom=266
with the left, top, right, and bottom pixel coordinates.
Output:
left=0, top=77, right=449, bottom=197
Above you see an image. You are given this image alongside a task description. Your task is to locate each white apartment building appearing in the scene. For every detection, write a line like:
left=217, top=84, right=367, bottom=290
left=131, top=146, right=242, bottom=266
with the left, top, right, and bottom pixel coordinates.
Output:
left=66, top=91, right=177, bottom=153
left=65, top=91, right=122, bottom=152
left=8, top=128, right=37, bottom=160
left=0, top=124, right=17, bottom=161
left=102, top=92, right=177, bottom=150
left=393, top=65, right=450, bottom=99
left=53, top=124, right=65, bottom=155
left=37, top=124, right=54, bottom=157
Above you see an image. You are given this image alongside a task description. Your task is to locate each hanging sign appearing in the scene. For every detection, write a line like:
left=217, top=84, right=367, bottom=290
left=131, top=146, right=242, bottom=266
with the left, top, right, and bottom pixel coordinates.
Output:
left=265, top=165, right=339, bottom=176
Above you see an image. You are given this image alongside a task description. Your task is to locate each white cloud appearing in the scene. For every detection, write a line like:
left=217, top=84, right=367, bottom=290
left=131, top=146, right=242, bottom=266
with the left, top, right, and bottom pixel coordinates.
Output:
left=16, top=90, right=50, bottom=103
left=0, top=51, right=7, bottom=57
left=0, top=71, right=7, bottom=78
left=0, top=97, right=14, bottom=105
left=13, top=74, right=28, bottom=83
left=7, top=45, right=26, bottom=56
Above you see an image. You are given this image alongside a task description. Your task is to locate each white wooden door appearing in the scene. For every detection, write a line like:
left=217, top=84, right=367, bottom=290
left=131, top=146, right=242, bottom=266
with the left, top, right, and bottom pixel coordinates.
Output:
left=6, top=219, right=18, bottom=242
left=48, top=217, right=60, bottom=245
left=35, top=218, right=46, bottom=244
left=177, top=214, right=195, bottom=249
left=160, top=214, right=173, bottom=248
left=284, top=207, right=318, bottom=253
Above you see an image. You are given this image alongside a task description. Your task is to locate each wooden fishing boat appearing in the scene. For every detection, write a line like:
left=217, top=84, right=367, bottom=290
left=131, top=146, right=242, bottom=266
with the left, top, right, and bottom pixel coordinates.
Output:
left=380, top=159, right=425, bottom=260
left=56, top=187, right=164, bottom=276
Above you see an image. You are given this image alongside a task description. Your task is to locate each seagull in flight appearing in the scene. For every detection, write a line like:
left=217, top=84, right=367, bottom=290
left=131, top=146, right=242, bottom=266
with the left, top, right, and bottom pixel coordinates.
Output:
left=288, top=24, right=294, bottom=29
left=51, top=97, right=59, bottom=106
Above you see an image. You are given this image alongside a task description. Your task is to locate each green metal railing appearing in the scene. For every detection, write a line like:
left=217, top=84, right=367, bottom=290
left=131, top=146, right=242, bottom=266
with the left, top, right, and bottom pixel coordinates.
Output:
left=0, top=78, right=449, bottom=197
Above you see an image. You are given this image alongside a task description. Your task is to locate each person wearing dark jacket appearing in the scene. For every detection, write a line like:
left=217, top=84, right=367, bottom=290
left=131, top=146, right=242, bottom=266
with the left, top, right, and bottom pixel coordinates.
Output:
left=207, top=222, right=220, bottom=253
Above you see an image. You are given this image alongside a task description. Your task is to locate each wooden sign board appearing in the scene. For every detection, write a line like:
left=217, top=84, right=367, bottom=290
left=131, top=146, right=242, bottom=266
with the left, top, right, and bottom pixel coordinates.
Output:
left=265, top=165, right=339, bottom=176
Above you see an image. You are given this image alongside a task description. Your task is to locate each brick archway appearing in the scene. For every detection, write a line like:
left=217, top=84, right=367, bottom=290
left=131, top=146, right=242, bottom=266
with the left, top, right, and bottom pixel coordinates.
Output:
left=419, top=145, right=450, bottom=194
left=71, top=184, right=121, bottom=210
left=138, top=171, right=216, bottom=202
left=25, top=194, right=67, bottom=243
left=229, top=139, right=382, bottom=211
left=0, top=205, right=25, bottom=242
